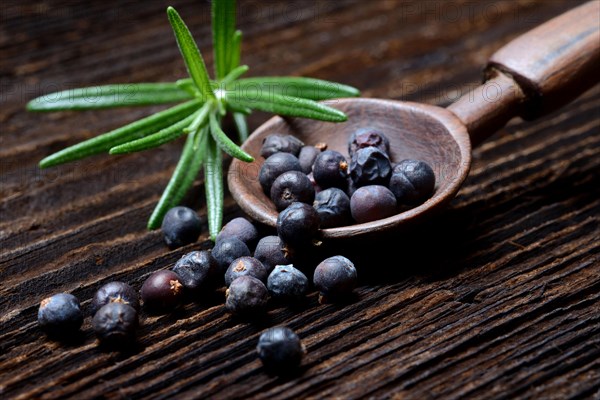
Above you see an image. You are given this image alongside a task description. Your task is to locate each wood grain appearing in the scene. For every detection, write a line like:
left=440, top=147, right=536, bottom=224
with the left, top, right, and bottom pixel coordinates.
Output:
left=1, top=1, right=598, bottom=399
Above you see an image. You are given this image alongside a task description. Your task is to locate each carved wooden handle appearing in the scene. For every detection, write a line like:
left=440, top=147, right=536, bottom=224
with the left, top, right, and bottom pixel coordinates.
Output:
left=449, top=1, right=599, bottom=146
left=486, top=0, right=600, bottom=118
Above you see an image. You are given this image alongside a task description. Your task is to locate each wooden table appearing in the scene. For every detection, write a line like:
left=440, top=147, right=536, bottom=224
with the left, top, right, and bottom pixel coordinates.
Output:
left=1, top=1, right=598, bottom=398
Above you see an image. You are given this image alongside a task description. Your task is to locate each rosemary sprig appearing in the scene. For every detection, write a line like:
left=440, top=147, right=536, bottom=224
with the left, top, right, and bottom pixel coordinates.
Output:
left=38, top=99, right=201, bottom=168
left=232, top=112, right=248, bottom=142
left=26, top=83, right=192, bottom=111
left=229, top=90, right=348, bottom=122
left=27, top=0, right=360, bottom=239
left=205, top=135, right=224, bottom=239
left=148, top=127, right=207, bottom=230
left=167, top=7, right=215, bottom=102
left=212, top=0, right=236, bottom=80
left=109, top=109, right=202, bottom=154
left=227, top=77, right=360, bottom=100
left=208, top=112, right=253, bottom=162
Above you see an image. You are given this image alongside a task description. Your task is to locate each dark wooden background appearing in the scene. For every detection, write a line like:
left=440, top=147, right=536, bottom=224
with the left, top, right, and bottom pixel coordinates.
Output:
left=1, top=1, right=598, bottom=399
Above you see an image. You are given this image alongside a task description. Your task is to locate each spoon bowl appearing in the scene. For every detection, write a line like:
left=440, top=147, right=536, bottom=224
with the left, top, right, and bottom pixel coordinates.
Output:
left=228, top=98, right=471, bottom=240
left=228, top=1, right=598, bottom=241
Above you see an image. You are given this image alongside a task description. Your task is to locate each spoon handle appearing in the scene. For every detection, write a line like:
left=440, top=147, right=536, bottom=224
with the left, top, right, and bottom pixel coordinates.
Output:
left=448, top=0, right=599, bottom=147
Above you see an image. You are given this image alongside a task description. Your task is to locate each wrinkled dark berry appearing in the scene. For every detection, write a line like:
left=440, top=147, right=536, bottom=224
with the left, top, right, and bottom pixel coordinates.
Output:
left=216, top=217, right=259, bottom=250
left=276, top=202, right=320, bottom=247
left=91, top=282, right=139, bottom=316
left=172, top=251, right=218, bottom=292
left=161, top=206, right=202, bottom=249
left=254, top=236, right=291, bottom=272
left=259, top=152, right=302, bottom=194
left=225, top=276, right=269, bottom=315
left=270, top=171, right=315, bottom=211
left=312, top=150, right=349, bottom=189
left=314, top=256, right=357, bottom=301
left=307, top=172, right=323, bottom=194
left=225, top=257, right=268, bottom=287
left=298, top=145, right=320, bottom=173
left=389, top=160, right=436, bottom=205
left=260, top=134, right=304, bottom=158
left=350, top=185, right=397, bottom=223
left=257, top=326, right=305, bottom=373
left=313, top=188, right=351, bottom=228
left=349, top=147, right=392, bottom=187
left=212, top=237, right=251, bottom=274
left=348, top=128, right=390, bottom=156
left=141, top=270, right=184, bottom=312
left=92, top=302, right=138, bottom=346
left=38, top=293, right=83, bottom=336
left=267, top=265, right=308, bottom=300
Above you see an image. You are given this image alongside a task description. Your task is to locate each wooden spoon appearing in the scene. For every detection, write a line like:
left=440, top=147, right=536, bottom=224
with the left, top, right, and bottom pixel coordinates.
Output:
left=228, top=1, right=599, bottom=241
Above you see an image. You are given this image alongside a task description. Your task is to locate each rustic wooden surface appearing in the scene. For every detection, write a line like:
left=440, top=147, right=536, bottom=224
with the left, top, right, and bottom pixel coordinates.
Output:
left=1, top=1, right=599, bottom=399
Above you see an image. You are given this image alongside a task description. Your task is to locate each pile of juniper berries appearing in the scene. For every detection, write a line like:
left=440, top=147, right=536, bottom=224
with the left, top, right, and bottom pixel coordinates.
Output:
left=37, top=128, right=434, bottom=375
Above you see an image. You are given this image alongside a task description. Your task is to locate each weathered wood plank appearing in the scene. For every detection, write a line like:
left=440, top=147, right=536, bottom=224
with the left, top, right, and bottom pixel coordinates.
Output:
left=1, top=1, right=598, bottom=399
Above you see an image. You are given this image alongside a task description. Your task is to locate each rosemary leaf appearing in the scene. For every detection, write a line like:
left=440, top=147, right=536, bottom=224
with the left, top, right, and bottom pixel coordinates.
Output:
left=109, top=110, right=200, bottom=154
left=209, top=112, right=254, bottom=162
left=27, top=83, right=193, bottom=112
left=229, top=77, right=360, bottom=100
left=212, top=0, right=236, bottom=80
left=176, top=79, right=200, bottom=97
left=226, top=102, right=252, bottom=115
left=220, top=65, right=249, bottom=85
left=39, top=99, right=202, bottom=168
left=229, top=30, right=242, bottom=72
left=233, top=90, right=347, bottom=122
left=216, top=99, right=226, bottom=116
left=233, top=112, right=249, bottom=143
left=167, top=7, right=215, bottom=101
left=204, top=136, right=223, bottom=239
left=147, top=127, right=208, bottom=230
left=183, top=102, right=211, bottom=133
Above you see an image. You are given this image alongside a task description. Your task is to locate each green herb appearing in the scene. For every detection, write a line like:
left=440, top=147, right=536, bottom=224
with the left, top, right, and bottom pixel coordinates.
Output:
left=27, top=0, right=360, bottom=239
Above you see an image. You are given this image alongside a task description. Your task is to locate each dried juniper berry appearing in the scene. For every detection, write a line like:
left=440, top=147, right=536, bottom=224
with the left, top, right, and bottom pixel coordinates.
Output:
left=259, top=152, right=302, bottom=194
left=91, top=282, right=139, bottom=316
left=312, top=150, right=349, bottom=189
left=225, top=257, right=268, bottom=287
left=350, top=185, right=397, bottom=223
left=270, top=171, right=315, bottom=211
left=254, top=236, right=291, bottom=273
left=257, top=326, right=305, bottom=374
left=38, top=293, right=83, bottom=337
left=349, top=147, right=392, bottom=187
left=140, top=270, right=184, bottom=312
left=389, top=159, right=436, bottom=206
left=313, top=188, right=351, bottom=228
left=298, top=145, right=320, bottom=173
left=307, top=172, right=323, bottom=194
left=172, top=250, right=218, bottom=292
left=161, top=206, right=202, bottom=249
left=267, top=265, right=308, bottom=301
left=348, top=127, right=390, bottom=156
left=212, top=237, right=251, bottom=274
left=215, top=217, right=259, bottom=250
left=225, top=276, right=269, bottom=316
left=276, top=202, right=320, bottom=247
left=92, top=302, right=138, bottom=347
left=313, top=256, right=357, bottom=302
left=260, top=134, right=304, bottom=158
